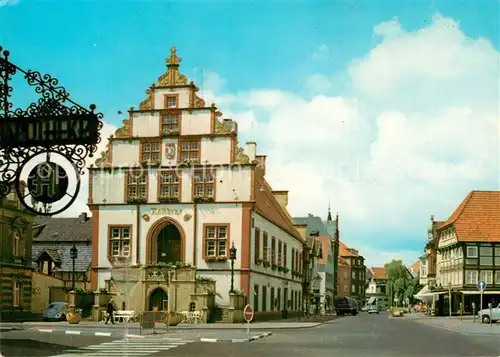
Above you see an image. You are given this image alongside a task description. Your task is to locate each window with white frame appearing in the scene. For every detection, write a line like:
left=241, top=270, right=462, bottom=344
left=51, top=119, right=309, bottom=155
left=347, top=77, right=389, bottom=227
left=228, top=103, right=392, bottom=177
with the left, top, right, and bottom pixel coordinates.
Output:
left=204, top=225, right=228, bottom=258
left=109, top=226, right=131, bottom=257
left=480, top=270, right=493, bottom=285
left=465, top=270, right=478, bottom=284
left=12, top=280, right=21, bottom=307
left=496, top=271, right=500, bottom=285
left=351, top=284, right=355, bottom=293
left=466, top=246, right=478, bottom=258
left=193, top=171, right=215, bottom=198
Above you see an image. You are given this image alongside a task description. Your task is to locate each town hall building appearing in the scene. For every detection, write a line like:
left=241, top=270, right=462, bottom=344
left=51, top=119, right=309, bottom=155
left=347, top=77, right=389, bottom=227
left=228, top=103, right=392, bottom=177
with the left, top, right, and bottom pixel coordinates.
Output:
left=88, top=47, right=305, bottom=317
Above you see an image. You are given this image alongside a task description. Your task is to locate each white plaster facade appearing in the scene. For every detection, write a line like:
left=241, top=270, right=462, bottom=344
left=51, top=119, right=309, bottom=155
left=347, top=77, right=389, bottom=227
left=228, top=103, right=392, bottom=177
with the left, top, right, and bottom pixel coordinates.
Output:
left=88, top=47, right=304, bottom=312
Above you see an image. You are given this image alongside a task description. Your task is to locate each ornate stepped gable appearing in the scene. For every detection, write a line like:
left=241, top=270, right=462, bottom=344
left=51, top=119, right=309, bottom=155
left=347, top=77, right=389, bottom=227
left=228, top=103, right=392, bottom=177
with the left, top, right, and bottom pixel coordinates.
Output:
left=94, top=46, right=250, bottom=166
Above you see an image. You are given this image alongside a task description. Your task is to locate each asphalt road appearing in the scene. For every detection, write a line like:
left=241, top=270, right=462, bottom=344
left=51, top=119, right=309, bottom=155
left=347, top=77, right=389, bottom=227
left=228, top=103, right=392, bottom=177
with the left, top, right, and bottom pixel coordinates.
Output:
left=1, top=313, right=500, bottom=357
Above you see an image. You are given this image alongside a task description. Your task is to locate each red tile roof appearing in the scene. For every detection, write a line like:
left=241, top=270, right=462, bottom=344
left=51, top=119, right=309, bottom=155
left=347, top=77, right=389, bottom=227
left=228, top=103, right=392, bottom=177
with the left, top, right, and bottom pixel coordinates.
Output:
left=339, top=241, right=357, bottom=257
left=441, top=191, right=500, bottom=242
left=253, top=170, right=303, bottom=242
left=409, top=261, right=420, bottom=273
left=371, top=267, right=386, bottom=280
left=316, top=236, right=331, bottom=265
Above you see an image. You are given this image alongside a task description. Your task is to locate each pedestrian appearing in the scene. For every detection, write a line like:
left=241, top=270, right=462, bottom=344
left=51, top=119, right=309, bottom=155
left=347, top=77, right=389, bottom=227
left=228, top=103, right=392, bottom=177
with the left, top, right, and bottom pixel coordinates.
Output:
left=105, top=298, right=116, bottom=325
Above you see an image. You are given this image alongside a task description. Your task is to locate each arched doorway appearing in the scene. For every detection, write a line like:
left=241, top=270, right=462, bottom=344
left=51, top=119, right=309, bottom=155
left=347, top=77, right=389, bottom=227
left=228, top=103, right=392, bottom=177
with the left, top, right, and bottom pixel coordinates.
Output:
left=156, top=224, right=181, bottom=263
left=149, top=288, right=168, bottom=311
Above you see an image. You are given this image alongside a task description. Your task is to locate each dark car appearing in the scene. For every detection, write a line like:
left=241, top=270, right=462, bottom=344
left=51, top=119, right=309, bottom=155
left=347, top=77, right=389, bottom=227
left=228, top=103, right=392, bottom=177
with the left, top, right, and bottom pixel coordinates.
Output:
left=334, top=297, right=358, bottom=316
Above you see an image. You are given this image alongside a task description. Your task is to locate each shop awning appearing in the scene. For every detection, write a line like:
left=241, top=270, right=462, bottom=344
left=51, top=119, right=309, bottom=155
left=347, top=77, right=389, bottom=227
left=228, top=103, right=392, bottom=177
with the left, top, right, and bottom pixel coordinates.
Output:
left=415, top=285, right=430, bottom=298
left=460, top=290, right=500, bottom=295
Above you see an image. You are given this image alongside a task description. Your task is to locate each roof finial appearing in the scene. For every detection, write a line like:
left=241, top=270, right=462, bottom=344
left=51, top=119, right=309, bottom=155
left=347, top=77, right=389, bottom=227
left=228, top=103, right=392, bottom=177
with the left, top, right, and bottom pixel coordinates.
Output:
left=166, top=45, right=181, bottom=66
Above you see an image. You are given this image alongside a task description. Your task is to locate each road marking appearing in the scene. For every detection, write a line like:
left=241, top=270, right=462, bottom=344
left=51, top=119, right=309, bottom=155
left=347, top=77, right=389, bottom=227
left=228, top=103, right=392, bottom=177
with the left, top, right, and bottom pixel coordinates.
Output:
left=200, top=338, right=218, bottom=342
left=65, top=330, right=82, bottom=335
left=94, top=332, right=112, bottom=336
left=38, top=328, right=53, bottom=333
left=49, top=335, right=194, bottom=356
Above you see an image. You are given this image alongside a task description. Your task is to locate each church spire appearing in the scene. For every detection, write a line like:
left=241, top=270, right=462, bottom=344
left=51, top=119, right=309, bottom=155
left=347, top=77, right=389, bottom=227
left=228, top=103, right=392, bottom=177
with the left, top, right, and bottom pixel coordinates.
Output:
left=327, top=198, right=332, bottom=221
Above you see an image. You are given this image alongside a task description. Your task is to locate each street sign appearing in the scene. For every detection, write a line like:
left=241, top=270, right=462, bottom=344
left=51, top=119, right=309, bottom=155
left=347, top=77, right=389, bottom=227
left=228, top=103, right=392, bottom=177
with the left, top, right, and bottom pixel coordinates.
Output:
left=0, top=113, right=100, bottom=148
left=243, top=304, right=254, bottom=322
left=27, top=162, right=69, bottom=204
left=477, top=281, right=486, bottom=291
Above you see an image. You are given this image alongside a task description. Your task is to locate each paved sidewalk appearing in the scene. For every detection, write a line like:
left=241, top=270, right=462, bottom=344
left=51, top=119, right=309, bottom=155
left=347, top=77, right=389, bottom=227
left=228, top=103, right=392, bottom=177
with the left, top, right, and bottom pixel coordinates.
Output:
left=2, top=320, right=321, bottom=330
left=201, top=332, right=273, bottom=343
left=412, top=316, right=500, bottom=335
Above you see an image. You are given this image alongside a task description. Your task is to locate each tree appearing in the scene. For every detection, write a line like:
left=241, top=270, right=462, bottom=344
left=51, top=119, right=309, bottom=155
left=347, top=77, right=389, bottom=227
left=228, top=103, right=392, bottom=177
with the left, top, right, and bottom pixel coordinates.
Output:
left=385, top=260, right=411, bottom=307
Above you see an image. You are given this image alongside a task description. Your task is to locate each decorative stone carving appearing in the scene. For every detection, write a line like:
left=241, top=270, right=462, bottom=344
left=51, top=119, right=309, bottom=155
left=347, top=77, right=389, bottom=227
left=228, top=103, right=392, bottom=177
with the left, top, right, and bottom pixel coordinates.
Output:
left=214, top=118, right=234, bottom=134
left=234, top=145, right=250, bottom=164
left=94, top=139, right=112, bottom=166
left=114, top=119, right=131, bottom=138
left=147, top=269, right=165, bottom=281
left=139, top=85, right=155, bottom=110
left=195, top=96, right=205, bottom=107
left=158, top=46, right=188, bottom=86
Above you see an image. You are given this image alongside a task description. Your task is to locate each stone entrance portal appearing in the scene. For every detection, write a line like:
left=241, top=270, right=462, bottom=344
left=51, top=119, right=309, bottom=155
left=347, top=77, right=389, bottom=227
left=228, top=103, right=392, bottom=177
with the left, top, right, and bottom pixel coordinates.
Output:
left=149, top=288, right=168, bottom=311
left=146, top=218, right=185, bottom=264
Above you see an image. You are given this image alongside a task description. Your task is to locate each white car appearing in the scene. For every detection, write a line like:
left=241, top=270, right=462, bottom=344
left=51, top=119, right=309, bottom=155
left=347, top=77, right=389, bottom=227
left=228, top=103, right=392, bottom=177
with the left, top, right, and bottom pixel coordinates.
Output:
left=367, top=305, right=379, bottom=314
left=478, top=303, right=500, bottom=324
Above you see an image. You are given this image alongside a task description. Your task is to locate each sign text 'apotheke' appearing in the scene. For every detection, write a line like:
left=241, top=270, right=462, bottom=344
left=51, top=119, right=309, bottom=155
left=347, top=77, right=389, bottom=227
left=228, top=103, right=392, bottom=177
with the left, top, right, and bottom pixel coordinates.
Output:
left=0, top=114, right=99, bottom=148
left=150, top=208, right=182, bottom=216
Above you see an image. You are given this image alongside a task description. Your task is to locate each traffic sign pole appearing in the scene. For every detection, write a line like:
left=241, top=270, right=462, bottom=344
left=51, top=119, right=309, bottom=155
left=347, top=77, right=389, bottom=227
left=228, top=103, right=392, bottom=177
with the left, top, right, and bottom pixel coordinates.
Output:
left=243, top=304, right=254, bottom=336
left=477, top=281, right=486, bottom=318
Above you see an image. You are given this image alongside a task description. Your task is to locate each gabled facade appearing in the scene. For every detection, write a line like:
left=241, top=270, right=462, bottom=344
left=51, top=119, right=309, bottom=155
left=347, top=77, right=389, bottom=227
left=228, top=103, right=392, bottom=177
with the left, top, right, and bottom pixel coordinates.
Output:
left=0, top=183, right=37, bottom=321
left=339, top=241, right=366, bottom=302
left=89, top=47, right=305, bottom=316
left=432, top=191, right=500, bottom=315
left=32, top=213, right=92, bottom=289
left=294, top=212, right=336, bottom=312
left=365, top=267, right=389, bottom=309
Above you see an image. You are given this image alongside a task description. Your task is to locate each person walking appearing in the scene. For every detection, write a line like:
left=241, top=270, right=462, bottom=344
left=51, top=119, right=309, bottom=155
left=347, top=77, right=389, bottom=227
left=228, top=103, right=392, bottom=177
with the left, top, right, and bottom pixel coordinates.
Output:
left=105, top=298, right=116, bottom=325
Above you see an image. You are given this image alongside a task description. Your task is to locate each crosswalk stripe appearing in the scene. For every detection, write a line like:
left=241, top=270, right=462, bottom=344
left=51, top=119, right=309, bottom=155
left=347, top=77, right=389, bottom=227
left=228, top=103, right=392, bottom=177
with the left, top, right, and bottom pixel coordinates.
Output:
left=48, top=335, right=194, bottom=356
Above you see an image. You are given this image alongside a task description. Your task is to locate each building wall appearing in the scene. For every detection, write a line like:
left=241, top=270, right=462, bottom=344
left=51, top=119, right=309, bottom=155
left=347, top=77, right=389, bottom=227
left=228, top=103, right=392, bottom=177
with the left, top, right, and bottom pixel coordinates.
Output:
left=0, top=202, right=36, bottom=321
left=31, top=272, right=65, bottom=313
left=337, top=264, right=351, bottom=297
left=91, top=165, right=252, bottom=205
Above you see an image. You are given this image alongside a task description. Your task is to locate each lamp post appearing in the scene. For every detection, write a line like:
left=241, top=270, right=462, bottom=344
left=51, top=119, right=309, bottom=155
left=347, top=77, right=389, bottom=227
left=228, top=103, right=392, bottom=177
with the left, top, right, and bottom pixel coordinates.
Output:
left=229, top=242, right=237, bottom=294
left=70, top=242, right=78, bottom=290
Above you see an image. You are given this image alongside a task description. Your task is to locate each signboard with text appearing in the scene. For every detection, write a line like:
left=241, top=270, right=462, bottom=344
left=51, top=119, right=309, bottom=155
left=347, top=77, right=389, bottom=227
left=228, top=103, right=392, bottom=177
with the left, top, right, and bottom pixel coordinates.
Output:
left=0, top=113, right=99, bottom=148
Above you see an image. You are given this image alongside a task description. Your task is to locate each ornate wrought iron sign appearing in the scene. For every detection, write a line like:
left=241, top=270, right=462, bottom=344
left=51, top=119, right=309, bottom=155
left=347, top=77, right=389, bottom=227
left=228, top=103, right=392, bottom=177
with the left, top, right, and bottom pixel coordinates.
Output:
left=0, top=47, right=103, bottom=215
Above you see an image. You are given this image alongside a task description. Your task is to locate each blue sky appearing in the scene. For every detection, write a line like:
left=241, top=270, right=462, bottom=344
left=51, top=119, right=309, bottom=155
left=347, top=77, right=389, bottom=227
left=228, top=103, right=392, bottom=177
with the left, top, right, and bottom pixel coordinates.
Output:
left=1, top=0, right=498, bottom=266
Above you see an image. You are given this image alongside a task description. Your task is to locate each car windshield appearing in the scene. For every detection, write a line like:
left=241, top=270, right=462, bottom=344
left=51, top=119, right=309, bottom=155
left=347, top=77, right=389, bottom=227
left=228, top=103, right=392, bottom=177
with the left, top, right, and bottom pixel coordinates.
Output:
left=46, top=303, right=64, bottom=309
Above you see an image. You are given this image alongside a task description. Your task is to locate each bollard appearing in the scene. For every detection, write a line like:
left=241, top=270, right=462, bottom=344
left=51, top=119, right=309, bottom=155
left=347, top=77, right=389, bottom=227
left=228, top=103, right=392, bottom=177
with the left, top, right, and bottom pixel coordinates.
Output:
left=460, top=302, right=463, bottom=321
left=472, top=302, right=476, bottom=323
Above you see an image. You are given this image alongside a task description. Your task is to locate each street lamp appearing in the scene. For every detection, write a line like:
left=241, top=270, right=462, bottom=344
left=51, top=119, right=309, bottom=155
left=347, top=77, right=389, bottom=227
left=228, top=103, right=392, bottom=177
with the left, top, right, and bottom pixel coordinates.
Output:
left=229, top=242, right=237, bottom=294
left=70, top=241, right=78, bottom=290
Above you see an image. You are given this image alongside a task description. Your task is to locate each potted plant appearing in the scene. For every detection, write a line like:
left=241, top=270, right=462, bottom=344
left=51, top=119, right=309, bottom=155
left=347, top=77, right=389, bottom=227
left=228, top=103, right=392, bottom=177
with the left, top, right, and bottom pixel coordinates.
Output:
left=67, top=309, right=82, bottom=324
left=164, top=311, right=185, bottom=326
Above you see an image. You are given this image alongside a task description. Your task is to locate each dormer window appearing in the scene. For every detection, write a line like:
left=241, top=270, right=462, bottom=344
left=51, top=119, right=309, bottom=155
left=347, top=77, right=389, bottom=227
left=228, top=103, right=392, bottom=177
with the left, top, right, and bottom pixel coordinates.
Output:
left=164, top=95, right=178, bottom=109
left=162, top=114, right=180, bottom=134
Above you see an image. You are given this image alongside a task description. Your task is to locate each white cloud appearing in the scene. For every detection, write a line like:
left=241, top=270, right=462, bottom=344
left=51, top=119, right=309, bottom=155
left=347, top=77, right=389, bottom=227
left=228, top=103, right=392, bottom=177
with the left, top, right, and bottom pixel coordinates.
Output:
left=199, top=14, right=499, bottom=265
left=55, top=13, right=499, bottom=267
left=0, top=0, right=19, bottom=7
left=312, top=44, right=332, bottom=60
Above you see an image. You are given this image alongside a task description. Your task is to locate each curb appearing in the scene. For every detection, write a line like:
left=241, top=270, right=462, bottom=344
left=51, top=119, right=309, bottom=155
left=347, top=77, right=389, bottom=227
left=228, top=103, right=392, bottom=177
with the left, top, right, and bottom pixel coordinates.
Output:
left=35, top=328, right=146, bottom=338
left=200, top=332, right=273, bottom=343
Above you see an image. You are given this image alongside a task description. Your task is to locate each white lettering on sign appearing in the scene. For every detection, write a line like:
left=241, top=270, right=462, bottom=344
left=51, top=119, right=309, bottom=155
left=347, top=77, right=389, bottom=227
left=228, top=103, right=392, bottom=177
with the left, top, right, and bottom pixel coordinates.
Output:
left=150, top=208, right=182, bottom=216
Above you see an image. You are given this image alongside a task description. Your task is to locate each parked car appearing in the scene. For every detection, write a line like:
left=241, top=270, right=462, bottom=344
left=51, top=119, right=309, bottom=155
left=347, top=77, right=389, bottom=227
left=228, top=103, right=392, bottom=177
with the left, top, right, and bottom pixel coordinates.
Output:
left=478, top=303, right=500, bottom=324
left=367, top=304, right=379, bottom=314
left=43, top=302, right=70, bottom=321
left=334, top=297, right=358, bottom=316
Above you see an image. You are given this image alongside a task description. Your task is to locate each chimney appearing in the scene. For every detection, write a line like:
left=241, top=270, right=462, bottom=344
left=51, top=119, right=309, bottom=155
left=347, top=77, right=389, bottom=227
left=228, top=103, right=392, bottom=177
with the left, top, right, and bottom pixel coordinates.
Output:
left=79, top=212, right=88, bottom=223
left=272, top=190, right=288, bottom=209
left=294, top=223, right=307, bottom=239
left=246, top=142, right=257, bottom=162
left=255, top=155, right=267, bottom=175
